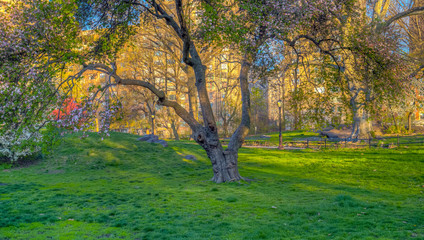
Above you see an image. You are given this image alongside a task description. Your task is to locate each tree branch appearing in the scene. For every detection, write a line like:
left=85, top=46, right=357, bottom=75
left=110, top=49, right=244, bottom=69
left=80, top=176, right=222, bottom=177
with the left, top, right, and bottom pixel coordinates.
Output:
left=378, top=5, right=424, bottom=30
left=410, top=64, right=424, bottom=79
left=77, top=63, right=202, bottom=132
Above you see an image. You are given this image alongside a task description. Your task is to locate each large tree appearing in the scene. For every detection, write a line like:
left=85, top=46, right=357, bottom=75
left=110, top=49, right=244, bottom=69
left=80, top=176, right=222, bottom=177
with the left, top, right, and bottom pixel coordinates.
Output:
left=68, top=0, right=352, bottom=182
left=342, top=0, right=424, bottom=138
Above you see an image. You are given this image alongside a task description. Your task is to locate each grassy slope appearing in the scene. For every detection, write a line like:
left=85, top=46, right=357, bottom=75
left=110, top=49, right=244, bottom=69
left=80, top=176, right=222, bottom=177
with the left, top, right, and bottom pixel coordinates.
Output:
left=0, top=132, right=423, bottom=239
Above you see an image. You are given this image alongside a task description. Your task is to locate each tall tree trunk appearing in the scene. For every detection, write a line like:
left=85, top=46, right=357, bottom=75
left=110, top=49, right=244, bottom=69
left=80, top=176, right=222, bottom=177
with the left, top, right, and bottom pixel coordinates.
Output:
left=392, top=112, right=398, bottom=132
left=187, top=68, right=198, bottom=120
left=131, top=1, right=256, bottom=182
left=407, top=111, right=413, bottom=133
left=222, top=119, right=229, bottom=138
left=189, top=55, right=252, bottom=183
left=171, top=120, right=180, bottom=141
left=151, top=117, right=155, bottom=135
left=351, top=107, right=370, bottom=139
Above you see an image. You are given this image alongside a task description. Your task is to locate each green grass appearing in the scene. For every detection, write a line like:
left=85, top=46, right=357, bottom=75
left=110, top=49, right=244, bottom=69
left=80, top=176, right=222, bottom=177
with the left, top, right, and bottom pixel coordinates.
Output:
left=268, top=130, right=320, bottom=145
left=258, top=130, right=424, bottom=148
left=243, top=130, right=320, bottom=146
left=0, top=132, right=423, bottom=239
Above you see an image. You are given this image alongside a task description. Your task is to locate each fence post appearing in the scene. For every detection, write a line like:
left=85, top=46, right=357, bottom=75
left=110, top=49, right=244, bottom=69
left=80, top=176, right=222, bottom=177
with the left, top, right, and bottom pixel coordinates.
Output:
left=325, top=139, right=327, bottom=149
left=345, top=138, right=347, bottom=148
left=368, top=138, right=371, bottom=149
left=307, top=139, right=309, bottom=148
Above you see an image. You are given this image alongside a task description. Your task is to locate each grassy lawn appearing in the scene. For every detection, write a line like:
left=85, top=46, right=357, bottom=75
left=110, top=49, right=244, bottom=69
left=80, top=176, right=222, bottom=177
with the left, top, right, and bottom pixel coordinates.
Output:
left=268, top=130, right=320, bottom=143
left=255, top=131, right=424, bottom=148
left=0, top=132, right=423, bottom=239
left=242, top=130, right=320, bottom=146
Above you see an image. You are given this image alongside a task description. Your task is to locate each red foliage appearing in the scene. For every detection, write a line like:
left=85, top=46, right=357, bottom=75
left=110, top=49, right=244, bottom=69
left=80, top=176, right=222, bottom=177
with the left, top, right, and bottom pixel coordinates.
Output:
left=51, top=98, right=81, bottom=120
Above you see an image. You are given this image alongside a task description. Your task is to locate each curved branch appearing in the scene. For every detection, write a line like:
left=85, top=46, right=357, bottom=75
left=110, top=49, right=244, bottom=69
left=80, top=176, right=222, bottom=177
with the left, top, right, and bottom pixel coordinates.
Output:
left=77, top=63, right=202, bottom=132
left=282, top=35, right=344, bottom=74
left=115, top=78, right=202, bottom=131
left=117, top=78, right=166, bottom=99
left=378, top=6, right=424, bottom=30
left=158, top=99, right=202, bottom=131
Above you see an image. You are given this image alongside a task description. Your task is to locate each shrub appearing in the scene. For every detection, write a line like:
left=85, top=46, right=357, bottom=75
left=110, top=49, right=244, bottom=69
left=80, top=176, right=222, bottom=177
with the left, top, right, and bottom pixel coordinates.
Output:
left=0, top=128, right=42, bottom=162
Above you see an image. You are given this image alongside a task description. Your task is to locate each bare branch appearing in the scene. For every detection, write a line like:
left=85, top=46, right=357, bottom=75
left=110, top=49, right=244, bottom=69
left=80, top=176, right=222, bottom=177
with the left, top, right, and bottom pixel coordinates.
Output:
left=76, top=63, right=202, bottom=132
left=378, top=5, right=424, bottom=30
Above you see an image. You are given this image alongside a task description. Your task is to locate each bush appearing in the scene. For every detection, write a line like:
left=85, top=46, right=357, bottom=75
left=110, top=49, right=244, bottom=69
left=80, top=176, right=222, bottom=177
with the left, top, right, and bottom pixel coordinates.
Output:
left=0, top=124, right=59, bottom=164
left=384, top=125, right=408, bottom=135
left=0, top=128, right=42, bottom=162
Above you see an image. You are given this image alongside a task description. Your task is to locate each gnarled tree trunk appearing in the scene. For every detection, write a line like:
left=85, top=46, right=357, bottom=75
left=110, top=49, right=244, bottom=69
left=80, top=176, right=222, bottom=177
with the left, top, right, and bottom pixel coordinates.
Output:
left=83, top=0, right=258, bottom=183
left=350, top=101, right=371, bottom=139
left=192, top=128, right=242, bottom=183
left=351, top=109, right=370, bottom=139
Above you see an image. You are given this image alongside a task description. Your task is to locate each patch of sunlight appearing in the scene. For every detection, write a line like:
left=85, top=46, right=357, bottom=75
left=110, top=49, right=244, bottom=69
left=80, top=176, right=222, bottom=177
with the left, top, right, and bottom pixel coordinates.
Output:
left=182, top=159, right=198, bottom=164
left=87, top=152, right=98, bottom=157
left=103, top=152, right=117, bottom=161
left=293, top=182, right=340, bottom=195
left=103, top=139, right=133, bottom=150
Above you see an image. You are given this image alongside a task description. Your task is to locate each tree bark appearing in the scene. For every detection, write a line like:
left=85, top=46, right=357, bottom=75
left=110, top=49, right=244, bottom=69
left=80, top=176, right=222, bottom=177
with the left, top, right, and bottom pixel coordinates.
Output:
left=187, top=46, right=244, bottom=183
left=186, top=67, right=199, bottom=120
left=222, top=119, right=229, bottom=138
left=202, top=142, right=242, bottom=183
left=392, top=112, right=398, bottom=132
left=351, top=107, right=370, bottom=139
left=171, top=120, right=180, bottom=140
left=151, top=117, right=155, bottom=135
left=407, top=111, right=413, bottom=133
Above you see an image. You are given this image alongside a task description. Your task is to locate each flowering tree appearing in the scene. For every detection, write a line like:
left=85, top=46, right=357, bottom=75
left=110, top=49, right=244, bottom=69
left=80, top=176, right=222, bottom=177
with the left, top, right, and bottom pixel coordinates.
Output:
left=0, top=1, right=82, bottom=161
